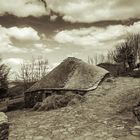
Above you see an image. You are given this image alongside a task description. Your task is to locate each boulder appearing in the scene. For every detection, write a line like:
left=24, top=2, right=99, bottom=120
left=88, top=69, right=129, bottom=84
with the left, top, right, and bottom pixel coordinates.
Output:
left=0, top=112, right=9, bottom=140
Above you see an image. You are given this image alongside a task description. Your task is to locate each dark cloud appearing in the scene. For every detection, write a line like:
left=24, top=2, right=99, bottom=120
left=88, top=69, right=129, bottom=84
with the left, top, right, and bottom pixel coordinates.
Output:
left=0, top=15, right=139, bottom=38
left=0, top=0, right=140, bottom=23
left=0, top=0, right=48, bottom=17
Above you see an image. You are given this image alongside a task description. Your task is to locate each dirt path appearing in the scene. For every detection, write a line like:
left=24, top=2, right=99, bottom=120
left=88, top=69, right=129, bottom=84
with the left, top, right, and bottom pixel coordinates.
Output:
left=7, top=77, right=140, bottom=140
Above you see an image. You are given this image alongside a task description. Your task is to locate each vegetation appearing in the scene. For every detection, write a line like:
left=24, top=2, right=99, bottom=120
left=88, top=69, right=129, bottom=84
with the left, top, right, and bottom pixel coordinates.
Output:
left=89, top=34, right=140, bottom=76
left=88, top=54, right=107, bottom=65
left=17, top=57, right=49, bottom=90
left=33, top=92, right=84, bottom=111
left=109, top=34, right=140, bottom=71
left=0, top=58, right=10, bottom=98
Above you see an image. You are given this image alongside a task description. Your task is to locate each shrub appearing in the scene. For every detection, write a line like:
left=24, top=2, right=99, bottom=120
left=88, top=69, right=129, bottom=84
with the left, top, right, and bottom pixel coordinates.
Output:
left=0, top=58, right=10, bottom=98
left=109, top=34, right=140, bottom=72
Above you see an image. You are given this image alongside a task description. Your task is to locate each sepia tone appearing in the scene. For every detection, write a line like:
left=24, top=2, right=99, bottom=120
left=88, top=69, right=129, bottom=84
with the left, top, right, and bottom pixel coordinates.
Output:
left=0, top=0, right=140, bottom=140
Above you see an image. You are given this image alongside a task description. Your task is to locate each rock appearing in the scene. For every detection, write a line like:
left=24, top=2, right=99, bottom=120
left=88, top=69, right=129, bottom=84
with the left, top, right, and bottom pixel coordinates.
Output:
left=34, top=136, right=44, bottom=140
left=116, top=126, right=124, bottom=130
left=120, top=135, right=140, bottom=140
left=105, top=77, right=114, bottom=83
left=0, top=112, right=9, bottom=140
left=107, top=138, right=116, bottom=140
left=94, top=132, right=108, bottom=138
left=134, top=125, right=140, bottom=129
left=131, top=129, right=140, bottom=136
left=0, top=112, right=8, bottom=123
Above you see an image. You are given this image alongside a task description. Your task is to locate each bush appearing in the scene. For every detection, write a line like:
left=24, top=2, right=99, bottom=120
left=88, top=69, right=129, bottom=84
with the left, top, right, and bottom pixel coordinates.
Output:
left=0, top=58, right=10, bottom=98
left=33, top=92, right=85, bottom=111
left=109, top=34, right=140, bottom=72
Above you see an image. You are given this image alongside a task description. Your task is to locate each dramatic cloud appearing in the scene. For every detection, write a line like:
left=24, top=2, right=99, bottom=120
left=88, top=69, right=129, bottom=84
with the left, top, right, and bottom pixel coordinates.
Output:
left=0, top=0, right=140, bottom=23
left=8, top=27, right=40, bottom=41
left=54, top=21, right=140, bottom=46
left=0, top=24, right=55, bottom=66
left=0, top=25, right=41, bottom=54
left=0, top=25, right=56, bottom=79
left=47, top=0, right=140, bottom=22
left=0, top=0, right=140, bottom=80
left=0, top=0, right=48, bottom=17
left=0, top=26, right=23, bottom=53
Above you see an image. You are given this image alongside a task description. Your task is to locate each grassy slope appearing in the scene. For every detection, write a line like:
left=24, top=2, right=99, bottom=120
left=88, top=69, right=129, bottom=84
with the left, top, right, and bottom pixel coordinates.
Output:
left=7, top=77, right=140, bottom=140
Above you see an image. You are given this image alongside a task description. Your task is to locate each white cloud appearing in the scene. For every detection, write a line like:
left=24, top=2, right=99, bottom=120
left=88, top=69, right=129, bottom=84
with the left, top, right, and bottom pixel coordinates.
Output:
left=0, top=25, right=41, bottom=54
left=50, top=15, right=58, bottom=21
left=0, top=26, right=23, bottom=53
left=54, top=22, right=140, bottom=48
left=0, top=43, right=25, bottom=54
left=8, top=27, right=40, bottom=41
left=0, top=0, right=139, bottom=22
left=34, top=43, right=53, bottom=52
left=0, top=25, right=11, bottom=45
left=0, top=0, right=48, bottom=17
left=4, top=58, right=23, bottom=65
left=47, top=0, right=140, bottom=23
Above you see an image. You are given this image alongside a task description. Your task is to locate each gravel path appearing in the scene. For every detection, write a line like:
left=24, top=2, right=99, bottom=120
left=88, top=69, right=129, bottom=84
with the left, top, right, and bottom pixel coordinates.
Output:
left=7, top=77, right=140, bottom=140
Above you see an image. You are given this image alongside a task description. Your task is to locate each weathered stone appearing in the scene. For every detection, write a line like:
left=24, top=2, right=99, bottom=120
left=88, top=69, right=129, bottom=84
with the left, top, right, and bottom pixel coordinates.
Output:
left=134, top=125, right=140, bottom=129
left=33, top=136, right=44, bottom=140
left=131, top=130, right=140, bottom=136
left=0, top=112, right=9, bottom=140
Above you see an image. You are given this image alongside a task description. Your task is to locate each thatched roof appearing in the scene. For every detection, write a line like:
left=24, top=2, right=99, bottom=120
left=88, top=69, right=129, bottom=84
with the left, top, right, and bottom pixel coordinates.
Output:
left=25, top=57, right=109, bottom=93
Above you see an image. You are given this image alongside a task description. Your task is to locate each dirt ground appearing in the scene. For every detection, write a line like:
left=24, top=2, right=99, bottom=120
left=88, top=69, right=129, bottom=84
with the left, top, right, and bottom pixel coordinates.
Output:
left=7, top=77, right=140, bottom=140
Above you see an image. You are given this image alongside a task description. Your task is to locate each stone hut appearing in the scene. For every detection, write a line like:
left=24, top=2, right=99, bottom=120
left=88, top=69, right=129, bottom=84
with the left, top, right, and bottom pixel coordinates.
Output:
left=24, top=57, right=109, bottom=108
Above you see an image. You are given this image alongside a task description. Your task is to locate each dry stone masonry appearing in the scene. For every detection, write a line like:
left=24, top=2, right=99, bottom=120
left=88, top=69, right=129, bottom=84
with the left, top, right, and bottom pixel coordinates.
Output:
left=0, top=112, right=9, bottom=140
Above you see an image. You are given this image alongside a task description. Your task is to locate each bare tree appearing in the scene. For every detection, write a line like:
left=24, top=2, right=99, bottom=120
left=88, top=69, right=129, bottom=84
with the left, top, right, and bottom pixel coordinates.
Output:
left=106, top=50, right=115, bottom=64
left=17, top=57, right=49, bottom=90
left=88, top=56, right=94, bottom=65
left=88, top=54, right=106, bottom=65
left=0, top=58, right=10, bottom=98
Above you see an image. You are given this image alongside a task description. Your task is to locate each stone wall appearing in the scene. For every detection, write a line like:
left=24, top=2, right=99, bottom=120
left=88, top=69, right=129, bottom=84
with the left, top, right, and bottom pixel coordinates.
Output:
left=25, top=92, right=45, bottom=108
left=0, top=112, right=9, bottom=140
left=25, top=90, right=86, bottom=108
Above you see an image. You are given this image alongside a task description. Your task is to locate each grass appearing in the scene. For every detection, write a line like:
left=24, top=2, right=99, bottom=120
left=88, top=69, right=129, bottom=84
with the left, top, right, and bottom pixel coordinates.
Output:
left=33, top=92, right=85, bottom=111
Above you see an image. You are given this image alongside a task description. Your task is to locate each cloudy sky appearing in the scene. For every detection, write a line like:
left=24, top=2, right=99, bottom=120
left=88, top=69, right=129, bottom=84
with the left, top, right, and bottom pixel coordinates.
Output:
left=0, top=0, right=140, bottom=78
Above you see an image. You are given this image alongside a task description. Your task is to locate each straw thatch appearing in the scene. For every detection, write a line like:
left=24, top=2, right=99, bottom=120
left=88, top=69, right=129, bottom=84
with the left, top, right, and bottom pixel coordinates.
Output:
left=26, top=57, right=109, bottom=93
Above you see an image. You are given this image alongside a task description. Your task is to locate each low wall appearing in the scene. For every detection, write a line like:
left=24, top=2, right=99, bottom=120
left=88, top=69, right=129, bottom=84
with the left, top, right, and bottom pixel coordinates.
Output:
left=25, top=90, right=86, bottom=108
left=0, top=112, right=9, bottom=140
left=0, top=97, right=24, bottom=112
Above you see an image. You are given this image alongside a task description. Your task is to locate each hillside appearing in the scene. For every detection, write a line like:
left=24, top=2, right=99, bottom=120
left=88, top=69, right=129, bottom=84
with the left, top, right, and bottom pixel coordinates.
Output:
left=7, top=77, right=140, bottom=140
